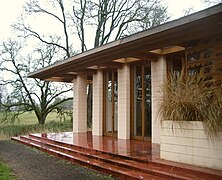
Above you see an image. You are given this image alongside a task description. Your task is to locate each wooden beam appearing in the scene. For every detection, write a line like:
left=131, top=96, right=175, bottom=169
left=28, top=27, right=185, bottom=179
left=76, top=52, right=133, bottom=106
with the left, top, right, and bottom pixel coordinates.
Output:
left=113, top=57, right=140, bottom=63
left=44, top=76, right=75, bottom=83
left=76, top=69, right=97, bottom=75
left=100, top=62, right=123, bottom=69
left=86, top=65, right=106, bottom=70
left=149, top=45, right=185, bottom=55
left=131, top=53, right=158, bottom=61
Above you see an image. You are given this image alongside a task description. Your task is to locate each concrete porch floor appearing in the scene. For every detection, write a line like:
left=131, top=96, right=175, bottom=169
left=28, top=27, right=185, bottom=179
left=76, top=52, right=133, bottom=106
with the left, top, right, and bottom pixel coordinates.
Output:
left=12, top=131, right=222, bottom=179
left=33, top=131, right=160, bottom=161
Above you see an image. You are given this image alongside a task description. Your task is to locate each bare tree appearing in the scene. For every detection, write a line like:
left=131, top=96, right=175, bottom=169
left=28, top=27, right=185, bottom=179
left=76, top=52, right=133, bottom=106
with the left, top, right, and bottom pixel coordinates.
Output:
left=14, top=0, right=72, bottom=58
left=0, top=39, right=72, bottom=124
left=72, top=0, right=169, bottom=50
left=0, top=86, right=3, bottom=111
left=72, top=0, right=89, bottom=52
left=19, top=0, right=169, bottom=53
left=0, top=85, right=8, bottom=112
left=203, top=0, right=222, bottom=4
left=10, top=0, right=168, bottom=126
left=71, top=0, right=169, bottom=125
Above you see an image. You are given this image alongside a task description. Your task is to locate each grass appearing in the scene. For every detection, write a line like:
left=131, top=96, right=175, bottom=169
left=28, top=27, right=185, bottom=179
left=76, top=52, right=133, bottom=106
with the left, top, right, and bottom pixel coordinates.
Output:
left=0, top=160, right=16, bottom=180
left=0, top=111, right=67, bottom=125
left=0, top=111, right=72, bottom=140
left=159, top=71, right=222, bottom=136
left=0, top=121, right=72, bottom=139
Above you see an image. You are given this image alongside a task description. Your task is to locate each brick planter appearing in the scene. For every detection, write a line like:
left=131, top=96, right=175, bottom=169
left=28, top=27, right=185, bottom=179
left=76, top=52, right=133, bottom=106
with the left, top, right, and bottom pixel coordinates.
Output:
left=160, top=121, right=222, bottom=170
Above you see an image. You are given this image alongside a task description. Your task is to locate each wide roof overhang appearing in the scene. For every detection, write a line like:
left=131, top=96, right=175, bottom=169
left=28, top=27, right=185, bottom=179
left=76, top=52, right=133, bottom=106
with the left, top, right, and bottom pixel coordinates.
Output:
left=28, top=4, right=222, bottom=83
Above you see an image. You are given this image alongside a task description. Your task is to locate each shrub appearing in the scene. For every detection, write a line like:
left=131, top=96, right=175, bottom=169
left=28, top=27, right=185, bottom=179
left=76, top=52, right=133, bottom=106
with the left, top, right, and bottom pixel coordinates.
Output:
left=159, top=71, right=222, bottom=136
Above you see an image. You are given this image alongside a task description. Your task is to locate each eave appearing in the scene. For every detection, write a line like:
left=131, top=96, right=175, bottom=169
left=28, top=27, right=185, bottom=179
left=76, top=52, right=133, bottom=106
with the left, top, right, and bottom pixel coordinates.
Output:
left=28, top=4, right=222, bottom=83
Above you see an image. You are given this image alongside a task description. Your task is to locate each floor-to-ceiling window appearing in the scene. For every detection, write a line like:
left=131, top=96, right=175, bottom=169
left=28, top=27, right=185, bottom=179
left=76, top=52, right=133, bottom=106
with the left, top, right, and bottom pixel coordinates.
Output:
left=131, top=62, right=151, bottom=141
left=104, top=70, right=118, bottom=137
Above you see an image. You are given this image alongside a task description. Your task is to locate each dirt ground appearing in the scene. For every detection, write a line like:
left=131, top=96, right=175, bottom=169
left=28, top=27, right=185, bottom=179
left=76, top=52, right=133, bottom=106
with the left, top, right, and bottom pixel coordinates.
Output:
left=0, top=140, right=114, bottom=180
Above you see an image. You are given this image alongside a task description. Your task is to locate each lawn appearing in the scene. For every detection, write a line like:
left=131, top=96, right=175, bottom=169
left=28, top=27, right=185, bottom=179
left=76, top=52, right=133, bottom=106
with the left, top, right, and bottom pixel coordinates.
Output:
left=14, top=111, right=55, bottom=125
left=0, top=111, right=72, bottom=140
left=0, top=160, right=16, bottom=180
left=0, top=111, right=66, bottom=125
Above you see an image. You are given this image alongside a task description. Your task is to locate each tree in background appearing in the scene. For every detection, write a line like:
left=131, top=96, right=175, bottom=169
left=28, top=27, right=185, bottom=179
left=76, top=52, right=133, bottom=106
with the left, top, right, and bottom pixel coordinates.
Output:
left=71, top=0, right=169, bottom=125
left=0, top=39, right=72, bottom=124
left=20, top=0, right=168, bottom=53
left=203, top=0, right=222, bottom=4
left=71, top=0, right=168, bottom=50
left=15, top=0, right=72, bottom=58
left=183, top=0, right=221, bottom=16
left=0, top=87, right=2, bottom=112
left=0, top=85, right=8, bottom=112
left=1, top=0, right=169, bottom=125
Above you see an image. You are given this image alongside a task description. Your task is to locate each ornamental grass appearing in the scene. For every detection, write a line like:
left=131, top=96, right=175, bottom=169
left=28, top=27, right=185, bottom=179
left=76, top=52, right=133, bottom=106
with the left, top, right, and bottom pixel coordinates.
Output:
left=159, top=71, right=222, bottom=136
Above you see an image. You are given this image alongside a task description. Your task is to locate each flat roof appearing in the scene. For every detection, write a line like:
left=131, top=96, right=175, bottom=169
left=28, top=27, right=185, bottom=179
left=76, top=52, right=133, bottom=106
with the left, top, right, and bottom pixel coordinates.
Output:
left=28, top=4, right=222, bottom=82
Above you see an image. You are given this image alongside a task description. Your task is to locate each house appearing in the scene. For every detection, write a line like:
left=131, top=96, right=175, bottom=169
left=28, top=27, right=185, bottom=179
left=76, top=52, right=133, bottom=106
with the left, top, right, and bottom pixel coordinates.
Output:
left=28, top=4, right=222, bottom=170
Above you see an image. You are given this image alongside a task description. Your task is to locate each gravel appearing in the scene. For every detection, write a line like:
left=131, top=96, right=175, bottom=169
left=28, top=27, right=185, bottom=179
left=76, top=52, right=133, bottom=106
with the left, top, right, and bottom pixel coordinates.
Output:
left=0, top=140, right=114, bottom=180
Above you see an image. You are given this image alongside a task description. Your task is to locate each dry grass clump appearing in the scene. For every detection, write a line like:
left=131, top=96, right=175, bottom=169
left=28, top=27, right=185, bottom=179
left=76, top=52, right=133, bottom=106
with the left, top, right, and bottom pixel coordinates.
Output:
left=159, top=71, right=222, bottom=136
left=206, top=90, right=222, bottom=135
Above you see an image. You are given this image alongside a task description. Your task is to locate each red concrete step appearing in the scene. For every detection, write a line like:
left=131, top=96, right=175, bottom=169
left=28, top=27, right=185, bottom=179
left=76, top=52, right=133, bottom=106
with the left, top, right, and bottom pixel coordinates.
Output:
left=28, top=133, right=147, bottom=163
left=19, top=136, right=185, bottom=180
left=27, top=134, right=222, bottom=180
left=12, top=137, right=164, bottom=180
left=13, top=135, right=222, bottom=180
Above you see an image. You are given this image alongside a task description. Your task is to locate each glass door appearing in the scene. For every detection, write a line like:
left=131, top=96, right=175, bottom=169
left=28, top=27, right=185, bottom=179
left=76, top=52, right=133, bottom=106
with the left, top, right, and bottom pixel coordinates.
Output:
left=131, top=63, right=151, bottom=141
left=104, top=70, right=118, bottom=137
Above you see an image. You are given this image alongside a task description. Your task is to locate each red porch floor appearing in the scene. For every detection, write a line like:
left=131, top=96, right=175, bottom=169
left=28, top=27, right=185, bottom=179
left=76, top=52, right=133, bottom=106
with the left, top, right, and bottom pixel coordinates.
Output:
left=34, top=131, right=160, bottom=161
left=12, top=131, right=222, bottom=179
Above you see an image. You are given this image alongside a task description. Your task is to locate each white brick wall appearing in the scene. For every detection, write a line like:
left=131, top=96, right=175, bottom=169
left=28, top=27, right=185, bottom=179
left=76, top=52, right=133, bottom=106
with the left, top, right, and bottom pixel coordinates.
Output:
left=161, top=121, right=222, bottom=170
left=73, top=75, right=87, bottom=133
left=151, top=56, right=167, bottom=144
left=118, top=64, right=131, bottom=139
left=92, top=70, right=103, bottom=136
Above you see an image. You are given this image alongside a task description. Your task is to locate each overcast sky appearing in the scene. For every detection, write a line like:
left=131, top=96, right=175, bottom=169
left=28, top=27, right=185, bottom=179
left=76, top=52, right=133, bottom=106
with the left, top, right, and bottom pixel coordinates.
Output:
left=0, top=0, right=213, bottom=40
left=0, top=0, right=218, bottom=95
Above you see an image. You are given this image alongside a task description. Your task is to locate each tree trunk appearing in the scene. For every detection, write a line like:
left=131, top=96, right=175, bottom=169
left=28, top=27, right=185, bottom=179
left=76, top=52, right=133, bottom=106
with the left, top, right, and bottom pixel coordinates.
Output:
left=38, top=115, right=46, bottom=125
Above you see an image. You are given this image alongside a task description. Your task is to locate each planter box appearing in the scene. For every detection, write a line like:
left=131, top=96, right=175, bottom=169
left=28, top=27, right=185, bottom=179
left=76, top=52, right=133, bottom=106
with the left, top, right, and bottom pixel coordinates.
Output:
left=160, top=121, right=222, bottom=170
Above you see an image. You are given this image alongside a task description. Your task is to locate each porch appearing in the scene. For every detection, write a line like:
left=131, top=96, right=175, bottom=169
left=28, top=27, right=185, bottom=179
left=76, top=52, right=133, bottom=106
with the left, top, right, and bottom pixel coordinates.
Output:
left=12, top=131, right=222, bottom=179
left=31, top=131, right=160, bottom=161
left=25, top=4, right=222, bottom=174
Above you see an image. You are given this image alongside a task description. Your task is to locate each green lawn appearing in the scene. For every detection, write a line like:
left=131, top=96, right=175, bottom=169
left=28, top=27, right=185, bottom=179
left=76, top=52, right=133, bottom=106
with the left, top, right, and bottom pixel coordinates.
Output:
left=17, top=111, right=65, bottom=125
left=0, top=160, right=16, bottom=180
left=0, top=111, right=70, bottom=125
left=0, top=111, right=72, bottom=140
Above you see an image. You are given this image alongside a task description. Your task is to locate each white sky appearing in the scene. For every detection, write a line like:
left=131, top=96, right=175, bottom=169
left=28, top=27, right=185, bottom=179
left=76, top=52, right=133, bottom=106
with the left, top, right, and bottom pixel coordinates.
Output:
left=165, top=0, right=206, bottom=17
left=0, top=0, right=218, bottom=96
left=0, top=0, right=25, bottom=39
left=0, top=0, right=211, bottom=41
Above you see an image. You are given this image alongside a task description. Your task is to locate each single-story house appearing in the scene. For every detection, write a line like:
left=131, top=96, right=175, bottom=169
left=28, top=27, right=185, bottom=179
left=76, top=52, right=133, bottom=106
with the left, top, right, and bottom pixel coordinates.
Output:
left=28, top=4, right=222, bottom=170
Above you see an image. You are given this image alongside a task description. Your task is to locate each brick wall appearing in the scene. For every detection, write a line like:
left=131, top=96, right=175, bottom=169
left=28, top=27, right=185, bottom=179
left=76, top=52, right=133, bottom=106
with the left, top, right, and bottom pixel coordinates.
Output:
left=161, top=121, right=222, bottom=170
